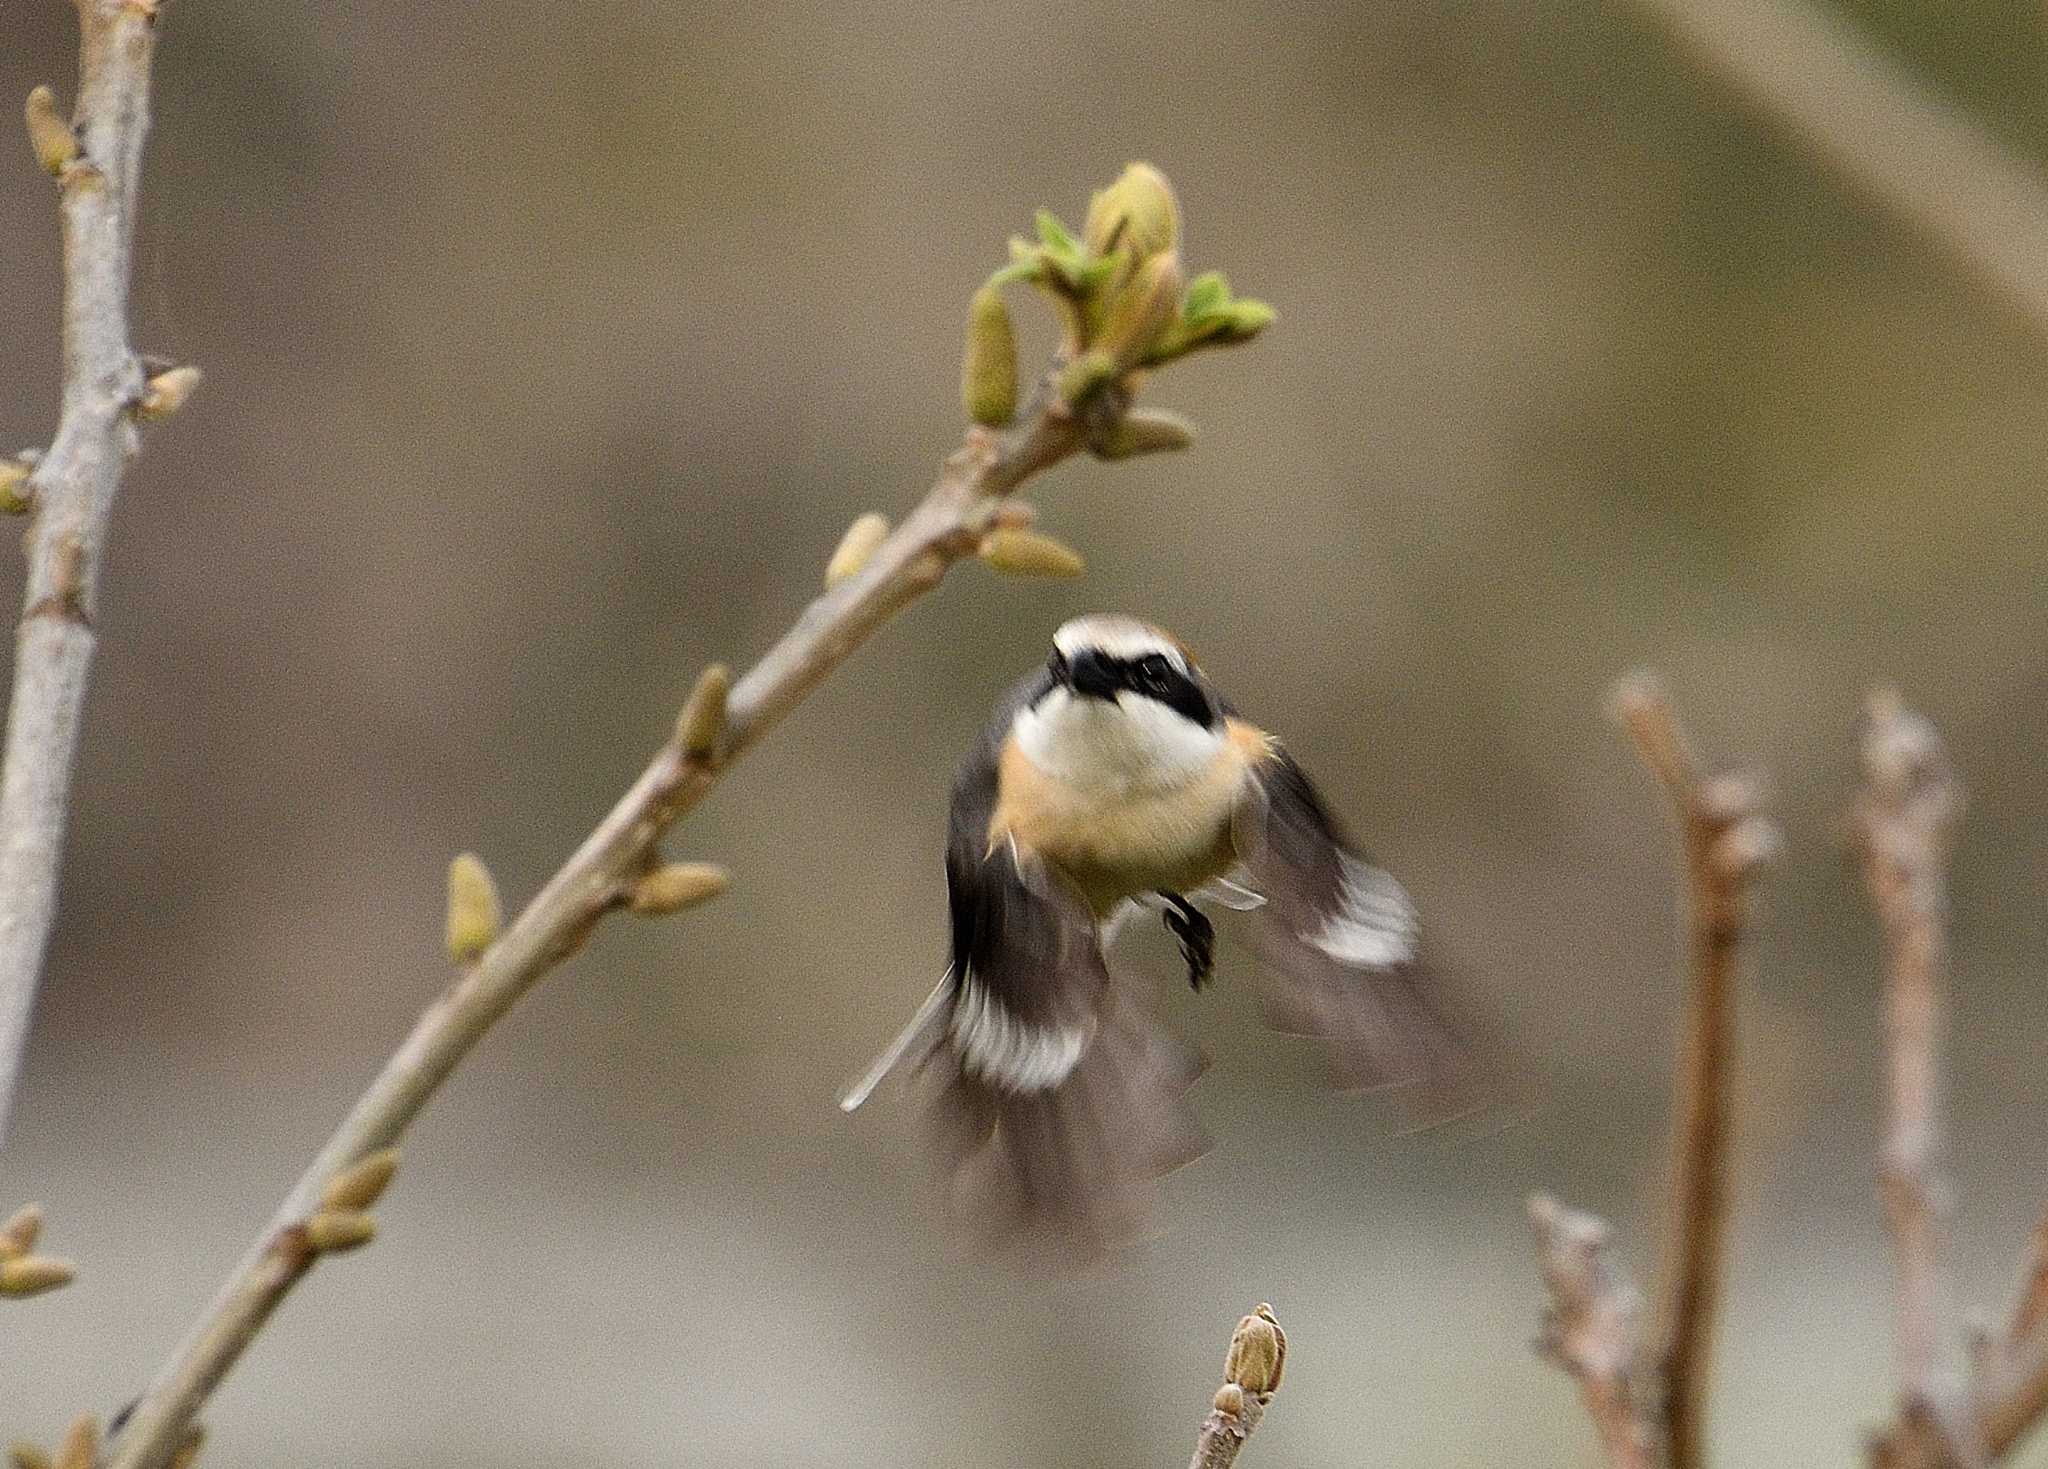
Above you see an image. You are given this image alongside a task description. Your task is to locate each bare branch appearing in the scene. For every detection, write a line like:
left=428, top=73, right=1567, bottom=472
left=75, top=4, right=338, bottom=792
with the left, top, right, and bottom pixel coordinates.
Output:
left=1853, top=688, right=1972, bottom=1468
left=1189, top=1305, right=1286, bottom=1469
left=100, top=385, right=1097, bottom=1469
left=1626, top=0, right=2048, bottom=341
left=1608, top=672, right=1778, bottom=1469
left=0, top=0, right=197, bottom=1147
left=1529, top=1194, right=1658, bottom=1469
left=1974, top=1199, right=2048, bottom=1460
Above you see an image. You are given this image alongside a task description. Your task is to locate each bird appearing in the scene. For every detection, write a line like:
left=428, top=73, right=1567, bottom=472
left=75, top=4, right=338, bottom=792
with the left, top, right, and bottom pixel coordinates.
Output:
left=841, top=613, right=1483, bottom=1257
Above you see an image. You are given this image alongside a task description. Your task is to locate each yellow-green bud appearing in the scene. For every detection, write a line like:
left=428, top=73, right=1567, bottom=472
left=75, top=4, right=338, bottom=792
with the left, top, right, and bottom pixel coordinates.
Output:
left=825, top=512, right=890, bottom=589
left=1224, top=1303, right=1286, bottom=1395
left=961, top=285, right=1019, bottom=427
left=1056, top=350, right=1117, bottom=408
left=1092, top=408, right=1195, bottom=460
left=1213, top=299, right=1276, bottom=343
left=628, top=861, right=729, bottom=915
left=136, top=365, right=203, bottom=422
left=978, top=528, right=1085, bottom=579
left=0, top=1255, right=75, bottom=1297
left=444, top=852, right=502, bottom=965
left=1084, top=162, right=1178, bottom=263
left=0, top=1202, right=42, bottom=1258
left=24, top=87, right=77, bottom=177
left=9, top=1441, right=54, bottom=1469
left=321, top=1148, right=400, bottom=1212
left=0, top=463, right=32, bottom=515
left=1096, top=250, right=1184, bottom=370
left=1212, top=1383, right=1245, bottom=1420
left=676, top=663, right=731, bottom=761
left=305, top=1209, right=376, bottom=1254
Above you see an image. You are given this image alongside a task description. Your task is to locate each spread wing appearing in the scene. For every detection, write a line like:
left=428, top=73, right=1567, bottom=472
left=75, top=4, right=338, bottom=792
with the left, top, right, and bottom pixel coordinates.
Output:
left=1231, top=746, right=1483, bottom=1118
left=918, top=673, right=1209, bottom=1258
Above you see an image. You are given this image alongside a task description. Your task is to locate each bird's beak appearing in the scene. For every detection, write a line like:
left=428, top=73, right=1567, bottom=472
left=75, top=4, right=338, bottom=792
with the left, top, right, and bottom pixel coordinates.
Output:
left=1066, top=650, right=1121, bottom=702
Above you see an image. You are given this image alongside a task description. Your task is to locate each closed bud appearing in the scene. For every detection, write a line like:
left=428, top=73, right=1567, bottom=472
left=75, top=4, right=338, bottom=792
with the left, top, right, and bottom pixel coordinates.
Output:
left=0, top=1202, right=42, bottom=1258
left=1083, top=162, right=1178, bottom=263
left=321, top=1148, right=400, bottom=1212
left=304, top=1209, right=376, bottom=1254
left=1096, top=251, right=1184, bottom=370
left=24, top=87, right=77, bottom=177
left=826, top=512, right=891, bottom=588
left=675, top=663, right=731, bottom=761
left=978, top=528, right=1085, bottom=579
left=961, top=285, right=1019, bottom=427
left=1056, top=350, right=1117, bottom=408
left=1212, top=1383, right=1245, bottom=1419
left=0, top=1255, right=75, bottom=1297
left=1213, top=298, right=1276, bottom=344
left=445, top=852, right=503, bottom=965
left=136, top=365, right=203, bottom=421
left=1225, top=1303, right=1286, bottom=1395
left=629, top=861, right=729, bottom=915
left=51, top=1420, right=95, bottom=1469
left=9, top=1441, right=54, bottom=1469
left=0, top=462, right=32, bottom=515
left=1092, top=408, right=1195, bottom=460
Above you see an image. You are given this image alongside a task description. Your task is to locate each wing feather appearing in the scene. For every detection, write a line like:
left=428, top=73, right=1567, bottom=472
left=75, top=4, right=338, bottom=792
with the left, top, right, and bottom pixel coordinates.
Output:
left=1232, top=747, right=1484, bottom=1117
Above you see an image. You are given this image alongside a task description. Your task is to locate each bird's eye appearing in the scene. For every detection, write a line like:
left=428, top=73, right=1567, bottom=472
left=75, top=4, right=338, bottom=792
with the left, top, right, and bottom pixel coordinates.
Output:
left=1136, top=653, right=1173, bottom=686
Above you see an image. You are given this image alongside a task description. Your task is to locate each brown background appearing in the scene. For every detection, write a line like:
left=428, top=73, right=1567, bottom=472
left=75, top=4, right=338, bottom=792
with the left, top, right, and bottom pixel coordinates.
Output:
left=7, top=1, right=2048, bottom=1464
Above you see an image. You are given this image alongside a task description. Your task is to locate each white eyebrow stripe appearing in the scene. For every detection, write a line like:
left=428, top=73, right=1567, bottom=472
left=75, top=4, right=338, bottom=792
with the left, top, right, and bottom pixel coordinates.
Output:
left=948, top=976, right=1091, bottom=1092
left=1307, top=855, right=1418, bottom=968
left=1051, top=615, right=1185, bottom=668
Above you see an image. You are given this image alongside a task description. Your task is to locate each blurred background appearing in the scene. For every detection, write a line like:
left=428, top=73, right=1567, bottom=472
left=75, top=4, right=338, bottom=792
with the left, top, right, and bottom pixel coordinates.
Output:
left=7, top=0, right=2048, bottom=1463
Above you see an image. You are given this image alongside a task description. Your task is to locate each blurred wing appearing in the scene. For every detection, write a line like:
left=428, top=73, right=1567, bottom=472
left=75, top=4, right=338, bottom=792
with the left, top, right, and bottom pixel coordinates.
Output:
left=1231, top=747, right=1482, bottom=1117
left=920, top=707, right=1208, bottom=1260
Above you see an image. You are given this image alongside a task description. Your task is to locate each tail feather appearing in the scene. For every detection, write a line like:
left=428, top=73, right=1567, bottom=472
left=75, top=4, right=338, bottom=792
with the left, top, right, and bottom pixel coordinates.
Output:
left=926, top=988, right=1208, bottom=1262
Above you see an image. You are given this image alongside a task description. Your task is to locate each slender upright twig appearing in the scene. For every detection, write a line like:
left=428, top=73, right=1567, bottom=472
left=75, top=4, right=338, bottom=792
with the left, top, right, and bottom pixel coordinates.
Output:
left=1627, top=0, right=2048, bottom=340
left=1529, top=1194, right=1657, bottom=1469
left=1974, top=1201, right=2048, bottom=1459
left=1853, top=688, right=1970, bottom=1468
left=0, top=0, right=197, bottom=1151
left=1188, top=1305, right=1286, bottom=1469
left=1609, top=673, right=1778, bottom=1469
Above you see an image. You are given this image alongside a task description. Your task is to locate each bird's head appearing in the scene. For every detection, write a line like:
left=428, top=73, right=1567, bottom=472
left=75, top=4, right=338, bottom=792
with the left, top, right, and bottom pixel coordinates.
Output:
left=1013, top=614, right=1226, bottom=790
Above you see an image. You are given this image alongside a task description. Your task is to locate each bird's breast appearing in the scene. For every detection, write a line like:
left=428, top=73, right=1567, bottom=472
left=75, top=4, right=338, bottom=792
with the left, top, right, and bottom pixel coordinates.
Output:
left=990, top=719, right=1273, bottom=911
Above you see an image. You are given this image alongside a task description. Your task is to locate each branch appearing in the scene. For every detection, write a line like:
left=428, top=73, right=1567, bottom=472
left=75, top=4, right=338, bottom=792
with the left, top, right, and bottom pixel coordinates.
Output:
left=1189, top=1305, right=1286, bottom=1469
left=1853, top=688, right=1971, bottom=1468
left=101, top=392, right=1078, bottom=1469
left=1529, top=1194, right=1657, bottom=1469
left=103, top=159, right=1271, bottom=1469
left=1609, top=673, right=1778, bottom=1469
left=1975, top=1201, right=2048, bottom=1460
left=1625, top=0, right=2048, bottom=341
left=0, top=0, right=200, bottom=1150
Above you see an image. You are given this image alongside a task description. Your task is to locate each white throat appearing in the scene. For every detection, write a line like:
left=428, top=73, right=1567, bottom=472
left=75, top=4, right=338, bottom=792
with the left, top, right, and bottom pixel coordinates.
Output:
left=1012, top=687, right=1224, bottom=794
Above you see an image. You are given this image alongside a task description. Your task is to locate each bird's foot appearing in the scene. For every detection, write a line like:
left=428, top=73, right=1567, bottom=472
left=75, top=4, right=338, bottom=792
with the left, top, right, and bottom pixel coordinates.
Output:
left=1160, top=893, right=1215, bottom=991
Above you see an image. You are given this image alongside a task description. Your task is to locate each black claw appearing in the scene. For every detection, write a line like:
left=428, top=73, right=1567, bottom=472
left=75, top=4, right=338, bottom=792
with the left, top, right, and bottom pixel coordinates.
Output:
left=1160, top=893, right=1215, bottom=992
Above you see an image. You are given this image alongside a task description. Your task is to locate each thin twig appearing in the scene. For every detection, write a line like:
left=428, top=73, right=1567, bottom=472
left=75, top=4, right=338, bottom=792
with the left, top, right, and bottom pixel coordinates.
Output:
left=1974, top=1200, right=2048, bottom=1460
left=100, top=384, right=1096, bottom=1469
left=1626, top=0, right=2048, bottom=340
left=1853, top=687, right=1971, bottom=1468
left=1609, top=672, right=1778, bottom=1469
left=1529, top=1194, right=1657, bottom=1469
left=0, top=0, right=194, bottom=1150
left=1189, top=1305, right=1285, bottom=1469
